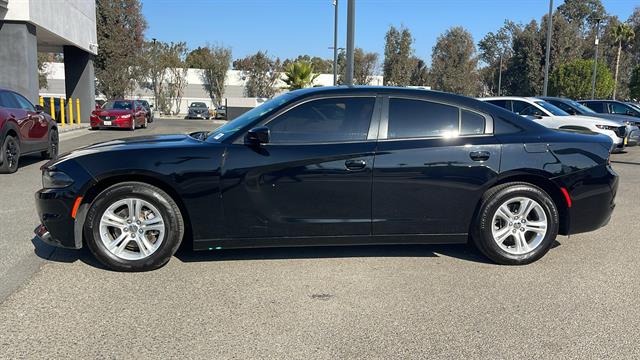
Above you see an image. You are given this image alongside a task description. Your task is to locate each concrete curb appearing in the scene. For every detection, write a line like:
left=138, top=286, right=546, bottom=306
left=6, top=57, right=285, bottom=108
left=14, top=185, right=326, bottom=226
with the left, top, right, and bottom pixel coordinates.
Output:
left=57, top=124, right=90, bottom=133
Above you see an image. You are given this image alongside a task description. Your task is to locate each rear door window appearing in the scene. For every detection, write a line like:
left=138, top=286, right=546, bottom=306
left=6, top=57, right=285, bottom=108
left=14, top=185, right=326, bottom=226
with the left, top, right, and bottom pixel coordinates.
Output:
left=460, top=110, right=486, bottom=135
left=584, top=102, right=604, bottom=113
left=388, top=99, right=459, bottom=139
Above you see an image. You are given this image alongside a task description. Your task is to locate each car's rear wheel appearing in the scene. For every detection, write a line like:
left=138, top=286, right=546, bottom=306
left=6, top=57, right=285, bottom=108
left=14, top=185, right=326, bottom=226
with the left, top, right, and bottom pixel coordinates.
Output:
left=0, top=135, right=20, bottom=174
left=472, top=182, right=559, bottom=265
left=84, top=182, right=184, bottom=271
left=41, top=129, right=59, bottom=159
left=141, top=116, right=148, bottom=129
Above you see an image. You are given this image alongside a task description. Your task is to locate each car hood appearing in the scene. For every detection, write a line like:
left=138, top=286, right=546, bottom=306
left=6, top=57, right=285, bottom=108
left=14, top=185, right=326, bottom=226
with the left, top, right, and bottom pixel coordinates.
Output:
left=561, top=115, right=623, bottom=127
left=94, top=109, right=133, bottom=116
left=583, top=112, right=640, bottom=124
left=48, top=134, right=205, bottom=167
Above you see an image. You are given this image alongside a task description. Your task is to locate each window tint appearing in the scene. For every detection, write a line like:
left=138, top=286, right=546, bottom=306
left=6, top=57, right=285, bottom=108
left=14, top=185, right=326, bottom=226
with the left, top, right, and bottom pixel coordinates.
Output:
left=388, top=99, right=459, bottom=139
left=549, top=101, right=573, bottom=113
left=13, top=93, right=35, bottom=111
left=583, top=102, right=604, bottom=113
left=610, top=102, right=636, bottom=115
left=512, top=101, right=542, bottom=116
left=460, top=110, right=485, bottom=135
left=0, top=91, right=20, bottom=109
left=267, top=97, right=375, bottom=144
left=487, top=100, right=509, bottom=110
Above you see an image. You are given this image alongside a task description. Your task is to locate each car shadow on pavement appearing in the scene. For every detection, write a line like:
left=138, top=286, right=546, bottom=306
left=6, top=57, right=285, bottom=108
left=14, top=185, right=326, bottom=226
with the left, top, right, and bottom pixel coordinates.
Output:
left=174, top=243, right=495, bottom=265
left=31, top=237, right=109, bottom=270
left=32, top=235, right=562, bottom=269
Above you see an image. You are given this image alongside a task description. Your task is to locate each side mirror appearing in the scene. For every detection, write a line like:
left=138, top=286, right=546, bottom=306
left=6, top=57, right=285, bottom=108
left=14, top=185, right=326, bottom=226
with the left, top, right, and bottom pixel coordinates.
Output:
left=245, top=127, right=270, bottom=145
left=34, top=104, right=44, bottom=113
left=95, top=104, right=101, bottom=110
left=149, top=104, right=154, bottom=108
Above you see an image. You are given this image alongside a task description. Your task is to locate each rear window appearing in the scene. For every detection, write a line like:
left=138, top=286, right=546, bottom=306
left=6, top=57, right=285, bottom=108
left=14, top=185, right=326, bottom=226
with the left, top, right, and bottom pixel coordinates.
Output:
left=387, top=99, right=459, bottom=139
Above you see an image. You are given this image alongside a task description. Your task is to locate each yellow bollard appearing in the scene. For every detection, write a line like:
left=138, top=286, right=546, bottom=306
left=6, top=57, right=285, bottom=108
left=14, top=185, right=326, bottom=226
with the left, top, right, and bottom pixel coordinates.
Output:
left=76, top=99, right=81, bottom=124
left=60, top=98, right=65, bottom=126
left=39, top=96, right=44, bottom=108
left=68, top=98, right=74, bottom=124
left=49, top=97, right=55, bottom=120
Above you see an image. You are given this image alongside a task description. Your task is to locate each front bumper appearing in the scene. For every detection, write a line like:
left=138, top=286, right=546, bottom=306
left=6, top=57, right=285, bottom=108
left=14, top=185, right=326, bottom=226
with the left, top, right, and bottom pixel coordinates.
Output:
left=90, top=117, right=134, bottom=129
left=34, top=188, right=83, bottom=249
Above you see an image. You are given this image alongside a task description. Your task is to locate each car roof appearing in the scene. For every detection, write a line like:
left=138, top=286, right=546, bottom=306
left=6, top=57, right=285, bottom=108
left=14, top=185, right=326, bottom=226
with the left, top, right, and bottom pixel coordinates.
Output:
left=579, top=99, right=625, bottom=104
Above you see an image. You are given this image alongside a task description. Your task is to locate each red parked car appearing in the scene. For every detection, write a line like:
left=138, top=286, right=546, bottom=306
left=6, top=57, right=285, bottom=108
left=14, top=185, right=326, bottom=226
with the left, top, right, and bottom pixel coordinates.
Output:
left=90, top=100, right=148, bottom=130
left=0, top=88, right=58, bottom=174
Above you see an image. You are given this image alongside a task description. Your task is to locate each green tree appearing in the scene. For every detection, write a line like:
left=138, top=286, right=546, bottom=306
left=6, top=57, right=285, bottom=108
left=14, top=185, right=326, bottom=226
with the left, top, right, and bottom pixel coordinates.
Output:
left=238, top=51, right=282, bottom=98
left=197, top=45, right=232, bottom=104
left=336, top=48, right=379, bottom=85
left=185, top=47, right=211, bottom=68
left=610, top=23, right=635, bottom=99
left=630, top=65, right=640, bottom=99
left=430, top=27, right=479, bottom=96
left=95, top=0, right=147, bottom=98
left=478, top=20, right=519, bottom=95
left=383, top=26, right=414, bottom=86
left=558, top=0, right=607, bottom=35
left=409, top=57, right=429, bottom=86
left=140, top=40, right=169, bottom=107
left=282, top=61, right=318, bottom=90
left=549, top=59, right=614, bottom=99
left=283, top=55, right=333, bottom=74
left=37, top=53, right=49, bottom=89
left=164, top=42, right=189, bottom=114
left=503, top=20, right=543, bottom=96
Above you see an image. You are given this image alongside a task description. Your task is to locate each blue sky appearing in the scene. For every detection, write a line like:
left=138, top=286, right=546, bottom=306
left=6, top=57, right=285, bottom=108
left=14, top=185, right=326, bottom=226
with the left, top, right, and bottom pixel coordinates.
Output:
left=143, top=0, right=638, bottom=63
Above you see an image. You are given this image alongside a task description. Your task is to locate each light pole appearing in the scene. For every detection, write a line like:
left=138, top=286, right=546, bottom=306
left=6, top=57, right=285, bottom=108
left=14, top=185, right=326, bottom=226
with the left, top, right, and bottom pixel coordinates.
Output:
left=332, top=0, right=339, bottom=86
left=542, top=0, right=553, bottom=96
left=591, top=18, right=602, bottom=99
left=497, top=50, right=504, bottom=96
left=345, top=0, right=355, bottom=86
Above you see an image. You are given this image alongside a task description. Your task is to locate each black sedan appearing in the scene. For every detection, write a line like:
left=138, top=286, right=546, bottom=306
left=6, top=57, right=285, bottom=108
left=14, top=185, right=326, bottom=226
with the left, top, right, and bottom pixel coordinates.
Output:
left=34, top=87, right=618, bottom=271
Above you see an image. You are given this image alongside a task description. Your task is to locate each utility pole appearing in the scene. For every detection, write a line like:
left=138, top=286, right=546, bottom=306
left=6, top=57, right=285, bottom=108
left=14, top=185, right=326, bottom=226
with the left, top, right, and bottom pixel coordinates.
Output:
left=542, top=0, right=553, bottom=96
left=332, top=0, right=339, bottom=86
left=591, top=19, right=602, bottom=99
left=498, top=51, right=503, bottom=96
left=345, top=0, right=355, bottom=86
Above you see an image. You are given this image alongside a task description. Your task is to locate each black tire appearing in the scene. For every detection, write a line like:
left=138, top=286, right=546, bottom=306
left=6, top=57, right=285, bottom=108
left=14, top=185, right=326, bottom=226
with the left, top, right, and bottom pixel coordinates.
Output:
left=41, top=129, right=59, bottom=159
left=472, top=182, right=559, bottom=265
left=130, top=119, right=135, bottom=131
left=141, top=117, right=148, bottom=129
left=0, top=135, right=20, bottom=174
left=84, top=182, right=184, bottom=271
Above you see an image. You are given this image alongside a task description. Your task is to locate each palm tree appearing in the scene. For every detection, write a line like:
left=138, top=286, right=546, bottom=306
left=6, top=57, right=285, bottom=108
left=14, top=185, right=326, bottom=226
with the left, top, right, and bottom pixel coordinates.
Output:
left=611, top=23, right=635, bottom=99
left=283, top=61, right=319, bottom=90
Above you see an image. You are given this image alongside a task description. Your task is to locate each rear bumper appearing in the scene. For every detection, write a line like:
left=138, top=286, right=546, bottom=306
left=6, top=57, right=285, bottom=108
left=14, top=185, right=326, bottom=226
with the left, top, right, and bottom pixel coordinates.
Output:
left=555, top=164, right=618, bottom=235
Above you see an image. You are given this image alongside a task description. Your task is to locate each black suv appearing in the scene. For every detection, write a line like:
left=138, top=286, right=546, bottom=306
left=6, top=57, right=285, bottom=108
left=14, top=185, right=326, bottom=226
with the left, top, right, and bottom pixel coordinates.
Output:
left=579, top=100, right=640, bottom=118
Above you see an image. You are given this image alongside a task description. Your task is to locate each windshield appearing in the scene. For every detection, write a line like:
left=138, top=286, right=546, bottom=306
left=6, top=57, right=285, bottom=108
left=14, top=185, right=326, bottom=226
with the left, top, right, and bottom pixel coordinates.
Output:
left=534, top=101, right=569, bottom=116
left=207, top=93, right=294, bottom=142
left=103, top=100, right=133, bottom=110
left=191, top=102, right=206, bottom=108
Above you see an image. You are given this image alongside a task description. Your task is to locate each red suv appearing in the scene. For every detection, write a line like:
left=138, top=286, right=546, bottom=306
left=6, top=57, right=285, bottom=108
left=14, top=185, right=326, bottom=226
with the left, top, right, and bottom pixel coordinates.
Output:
left=0, top=88, right=58, bottom=174
left=90, top=100, right=148, bottom=130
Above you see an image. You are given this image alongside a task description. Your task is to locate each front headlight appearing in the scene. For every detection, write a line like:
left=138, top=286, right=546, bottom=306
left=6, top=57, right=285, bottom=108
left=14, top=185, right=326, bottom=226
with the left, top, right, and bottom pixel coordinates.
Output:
left=42, top=170, right=74, bottom=189
left=595, top=125, right=618, bottom=130
left=120, top=114, right=132, bottom=119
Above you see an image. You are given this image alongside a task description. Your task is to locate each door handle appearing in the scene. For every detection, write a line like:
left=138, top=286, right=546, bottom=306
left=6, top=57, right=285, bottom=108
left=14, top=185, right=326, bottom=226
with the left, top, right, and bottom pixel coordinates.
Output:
left=345, top=159, right=367, bottom=170
left=469, top=151, right=491, bottom=162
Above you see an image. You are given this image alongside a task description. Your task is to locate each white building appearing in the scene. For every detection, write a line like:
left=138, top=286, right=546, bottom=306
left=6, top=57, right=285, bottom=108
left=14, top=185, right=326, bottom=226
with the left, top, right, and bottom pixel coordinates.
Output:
left=1, top=0, right=97, bottom=121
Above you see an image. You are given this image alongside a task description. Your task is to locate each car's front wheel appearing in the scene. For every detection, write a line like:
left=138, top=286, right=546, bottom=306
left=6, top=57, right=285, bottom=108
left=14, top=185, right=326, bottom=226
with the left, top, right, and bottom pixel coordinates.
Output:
left=472, top=182, right=559, bottom=265
left=84, top=182, right=184, bottom=271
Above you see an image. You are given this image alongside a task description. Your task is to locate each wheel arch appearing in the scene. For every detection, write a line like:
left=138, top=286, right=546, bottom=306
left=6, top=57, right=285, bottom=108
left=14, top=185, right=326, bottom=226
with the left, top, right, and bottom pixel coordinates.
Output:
left=78, top=174, right=194, bottom=247
left=487, top=173, right=569, bottom=235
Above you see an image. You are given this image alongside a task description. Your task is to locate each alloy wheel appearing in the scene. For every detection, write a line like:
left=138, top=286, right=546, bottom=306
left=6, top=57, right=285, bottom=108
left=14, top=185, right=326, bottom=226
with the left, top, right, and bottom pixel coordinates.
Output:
left=99, top=198, right=166, bottom=260
left=5, top=138, right=18, bottom=169
left=491, top=196, right=548, bottom=255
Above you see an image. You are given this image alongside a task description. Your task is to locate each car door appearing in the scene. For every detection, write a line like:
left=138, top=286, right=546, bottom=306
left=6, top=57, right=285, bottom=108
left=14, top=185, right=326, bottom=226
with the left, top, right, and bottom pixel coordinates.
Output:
left=220, top=95, right=380, bottom=239
left=0, top=91, right=33, bottom=151
left=610, top=102, right=640, bottom=118
left=13, top=92, right=48, bottom=150
left=372, top=97, right=500, bottom=237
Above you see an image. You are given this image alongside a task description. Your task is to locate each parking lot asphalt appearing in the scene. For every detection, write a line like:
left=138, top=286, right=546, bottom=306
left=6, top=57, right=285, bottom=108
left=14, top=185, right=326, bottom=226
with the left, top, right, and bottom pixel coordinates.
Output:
left=1, top=119, right=639, bottom=358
